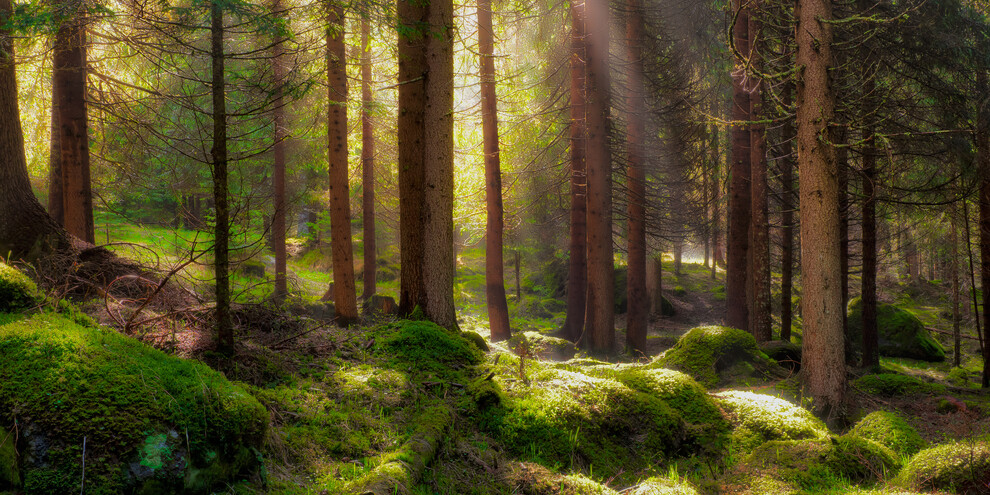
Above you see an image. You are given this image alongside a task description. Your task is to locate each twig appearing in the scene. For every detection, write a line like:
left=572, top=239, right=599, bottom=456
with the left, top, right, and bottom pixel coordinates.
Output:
left=80, top=436, right=86, bottom=495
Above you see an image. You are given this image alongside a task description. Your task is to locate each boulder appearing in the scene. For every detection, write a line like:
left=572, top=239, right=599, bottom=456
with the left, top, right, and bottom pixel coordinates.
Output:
left=896, top=440, right=990, bottom=494
left=0, top=262, right=41, bottom=312
left=849, top=410, right=926, bottom=456
left=713, top=391, right=828, bottom=451
left=363, top=294, right=399, bottom=316
left=650, top=325, right=785, bottom=387
left=847, top=297, right=946, bottom=362
left=508, top=331, right=578, bottom=361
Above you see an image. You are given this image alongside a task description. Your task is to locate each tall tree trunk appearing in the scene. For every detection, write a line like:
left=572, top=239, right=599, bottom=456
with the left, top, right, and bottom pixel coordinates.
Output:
left=836, top=126, right=851, bottom=362
left=727, top=0, right=751, bottom=331
left=861, top=92, right=879, bottom=370
left=53, top=0, right=94, bottom=243
left=584, top=0, right=615, bottom=353
left=710, top=116, right=722, bottom=278
left=327, top=4, right=358, bottom=325
left=952, top=207, right=961, bottom=368
left=624, top=0, right=647, bottom=353
left=561, top=0, right=587, bottom=343
left=0, top=0, right=69, bottom=260
left=211, top=1, right=233, bottom=354
left=360, top=15, right=377, bottom=298
left=780, top=83, right=795, bottom=342
left=978, top=69, right=990, bottom=388
left=421, top=0, right=456, bottom=329
left=48, top=79, right=63, bottom=224
left=397, top=0, right=428, bottom=317
left=702, top=134, right=710, bottom=269
left=748, top=8, right=770, bottom=342
left=272, top=0, right=288, bottom=301
left=964, top=199, right=984, bottom=354
left=797, top=0, right=846, bottom=421
left=478, top=0, right=510, bottom=342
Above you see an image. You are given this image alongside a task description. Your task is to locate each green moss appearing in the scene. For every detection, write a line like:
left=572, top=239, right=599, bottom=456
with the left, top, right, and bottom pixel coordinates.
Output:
left=852, top=373, right=946, bottom=396
left=651, top=326, right=781, bottom=387
left=503, top=462, right=619, bottom=495
left=375, top=319, right=482, bottom=377
left=673, top=286, right=687, bottom=297
left=721, top=439, right=834, bottom=494
left=0, top=312, right=267, bottom=494
left=0, top=262, right=40, bottom=312
left=508, top=331, right=578, bottom=361
left=462, top=330, right=490, bottom=352
left=713, top=391, right=828, bottom=452
left=847, top=297, right=946, bottom=362
left=0, top=426, right=18, bottom=488
left=896, top=440, right=990, bottom=493
left=628, top=476, right=699, bottom=494
left=851, top=411, right=926, bottom=456
left=826, top=434, right=901, bottom=482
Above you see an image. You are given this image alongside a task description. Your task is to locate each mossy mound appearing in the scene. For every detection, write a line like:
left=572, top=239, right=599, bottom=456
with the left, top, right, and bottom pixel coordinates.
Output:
left=0, top=262, right=41, bottom=312
left=850, top=411, right=926, bottom=456
left=492, top=368, right=685, bottom=479
left=503, top=462, right=619, bottom=494
left=628, top=476, right=699, bottom=494
left=759, top=340, right=801, bottom=372
left=713, top=391, right=828, bottom=452
left=374, top=319, right=483, bottom=378
left=0, top=312, right=268, bottom=494
left=719, top=439, right=832, bottom=494
left=826, top=434, right=902, bottom=481
left=896, top=440, right=990, bottom=494
left=508, top=331, right=578, bottom=360
left=847, top=297, right=946, bottom=362
left=651, top=326, right=784, bottom=388
left=852, top=373, right=946, bottom=396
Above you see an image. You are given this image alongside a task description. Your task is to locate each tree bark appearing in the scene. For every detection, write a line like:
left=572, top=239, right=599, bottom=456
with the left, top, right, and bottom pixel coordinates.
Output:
left=780, top=83, right=795, bottom=342
left=53, top=0, right=94, bottom=243
left=710, top=116, right=722, bottom=277
left=478, top=0, right=511, bottom=342
left=624, top=0, right=647, bottom=354
left=861, top=97, right=879, bottom=370
left=727, top=0, right=751, bottom=332
left=48, top=78, right=63, bottom=224
left=584, top=0, right=615, bottom=353
left=561, top=0, right=587, bottom=343
left=836, top=126, right=851, bottom=362
left=327, top=4, right=358, bottom=325
left=952, top=207, right=961, bottom=368
left=748, top=7, right=770, bottom=342
left=964, top=199, right=984, bottom=354
left=978, top=69, right=990, bottom=388
left=796, top=0, right=846, bottom=421
left=272, top=0, right=288, bottom=301
left=211, top=1, right=233, bottom=354
left=360, top=15, right=377, bottom=299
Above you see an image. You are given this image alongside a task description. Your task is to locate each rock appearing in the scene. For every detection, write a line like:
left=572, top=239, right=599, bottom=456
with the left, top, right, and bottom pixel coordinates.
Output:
left=847, top=297, right=946, bottom=362
left=238, top=259, right=265, bottom=278
left=896, top=440, right=990, bottom=494
left=760, top=340, right=801, bottom=372
left=712, top=391, right=829, bottom=451
left=660, top=295, right=676, bottom=317
left=850, top=410, right=926, bottom=456
left=628, top=476, right=699, bottom=495
left=0, top=312, right=267, bottom=493
left=508, top=331, right=578, bottom=361
left=291, top=301, right=336, bottom=321
left=651, top=325, right=785, bottom=387
left=460, top=330, right=489, bottom=352
left=363, top=294, right=398, bottom=316
left=852, top=372, right=946, bottom=396
left=0, top=262, right=41, bottom=312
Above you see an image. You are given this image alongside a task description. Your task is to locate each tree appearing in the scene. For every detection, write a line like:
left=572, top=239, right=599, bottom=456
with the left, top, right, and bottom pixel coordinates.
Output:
left=797, top=0, right=846, bottom=421
left=478, top=0, right=510, bottom=342
left=780, top=83, right=796, bottom=342
left=211, top=0, right=233, bottom=354
left=271, top=0, right=288, bottom=301
left=748, top=4, right=770, bottom=342
left=726, top=0, right=751, bottom=332
left=584, top=0, right=615, bottom=353
left=562, top=0, right=587, bottom=344
left=326, top=2, right=358, bottom=325
left=624, top=0, right=647, bottom=353
left=53, top=0, right=95, bottom=243
left=360, top=13, right=376, bottom=299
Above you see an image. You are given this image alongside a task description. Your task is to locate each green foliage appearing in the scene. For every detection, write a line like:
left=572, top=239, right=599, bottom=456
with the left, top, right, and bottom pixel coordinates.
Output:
left=896, top=440, right=990, bottom=493
left=847, top=297, right=946, bottom=362
left=375, top=319, right=483, bottom=377
left=852, top=373, right=946, bottom=396
left=0, top=311, right=267, bottom=493
left=826, top=434, right=901, bottom=482
left=508, top=331, right=578, bottom=360
left=713, top=391, right=829, bottom=452
left=0, top=262, right=40, bottom=312
left=651, top=326, right=781, bottom=387
left=628, top=475, right=700, bottom=494
left=850, top=411, right=926, bottom=456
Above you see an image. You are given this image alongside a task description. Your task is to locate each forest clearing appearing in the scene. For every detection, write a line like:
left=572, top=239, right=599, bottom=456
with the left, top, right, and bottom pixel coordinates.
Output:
left=2, top=0, right=990, bottom=493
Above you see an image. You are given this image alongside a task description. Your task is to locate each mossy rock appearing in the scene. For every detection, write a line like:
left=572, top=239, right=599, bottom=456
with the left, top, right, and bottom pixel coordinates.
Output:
left=461, top=330, right=490, bottom=352
left=719, top=439, right=832, bottom=494
left=508, top=331, right=578, bottom=361
left=826, top=434, right=902, bottom=481
left=847, top=297, right=946, bottom=362
left=503, top=462, right=619, bottom=494
left=238, top=259, right=265, bottom=278
left=0, top=312, right=268, bottom=494
left=651, top=326, right=784, bottom=387
left=850, top=411, right=926, bottom=456
left=0, top=263, right=40, bottom=312
left=494, top=368, right=685, bottom=478
left=375, top=319, right=483, bottom=378
left=759, top=340, right=801, bottom=372
left=628, top=476, right=699, bottom=494
left=896, top=440, right=990, bottom=494
left=713, top=391, right=828, bottom=452
left=852, top=373, right=946, bottom=396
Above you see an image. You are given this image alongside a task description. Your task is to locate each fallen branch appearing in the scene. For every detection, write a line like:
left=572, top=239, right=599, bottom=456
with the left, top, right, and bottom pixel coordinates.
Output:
left=925, top=326, right=981, bottom=341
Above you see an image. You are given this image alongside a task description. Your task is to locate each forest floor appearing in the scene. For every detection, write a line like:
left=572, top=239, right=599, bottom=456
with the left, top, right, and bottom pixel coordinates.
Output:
left=48, top=216, right=990, bottom=493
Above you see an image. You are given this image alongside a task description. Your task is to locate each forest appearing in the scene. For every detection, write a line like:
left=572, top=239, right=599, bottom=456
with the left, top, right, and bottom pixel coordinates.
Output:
left=2, top=0, right=990, bottom=492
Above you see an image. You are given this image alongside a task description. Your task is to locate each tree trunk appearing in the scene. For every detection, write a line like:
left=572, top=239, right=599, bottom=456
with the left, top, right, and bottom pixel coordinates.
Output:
left=53, top=0, right=94, bottom=243
left=624, top=0, right=647, bottom=354
left=727, top=0, right=751, bottom=332
left=861, top=94, right=879, bottom=370
left=0, top=0, right=70, bottom=260
left=272, top=0, right=288, bottom=301
left=836, top=126, right=851, bottom=362
left=327, top=4, right=358, bottom=325
left=710, top=116, right=722, bottom=278
left=515, top=249, right=521, bottom=301
left=952, top=207, right=961, bottom=368
left=478, top=0, right=511, bottom=342
left=647, top=254, right=663, bottom=316
left=796, top=0, right=846, bottom=421
left=211, top=1, right=233, bottom=354
left=780, top=83, right=795, bottom=342
left=360, top=15, right=377, bottom=299
left=583, top=0, right=615, bottom=353
left=748, top=8, right=770, bottom=342
left=48, top=78, right=63, bottom=224
left=978, top=69, right=990, bottom=388
left=562, top=0, right=587, bottom=343
left=964, top=199, right=984, bottom=355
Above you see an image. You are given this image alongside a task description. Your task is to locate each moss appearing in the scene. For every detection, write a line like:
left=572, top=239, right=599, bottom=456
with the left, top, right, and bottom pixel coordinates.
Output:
left=673, top=286, right=687, bottom=297
left=0, top=427, right=18, bottom=488
left=375, top=319, right=482, bottom=377
left=508, top=331, right=578, bottom=361
left=847, top=297, right=946, bottom=362
left=896, top=440, right=990, bottom=493
left=850, top=411, right=926, bottom=456
left=721, top=439, right=834, bottom=494
left=462, top=330, right=490, bottom=352
left=713, top=391, right=828, bottom=452
left=0, top=262, right=40, bottom=312
left=852, top=373, right=946, bottom=396
left=503, top=462, right=619, bottom=495
left=651, top=326, right=782, bottom=387
left=629, top=476, right=699, bottom=495
left=826, top=434, right=902, bottom=482
left=0, top=311, right=268, bottom=494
